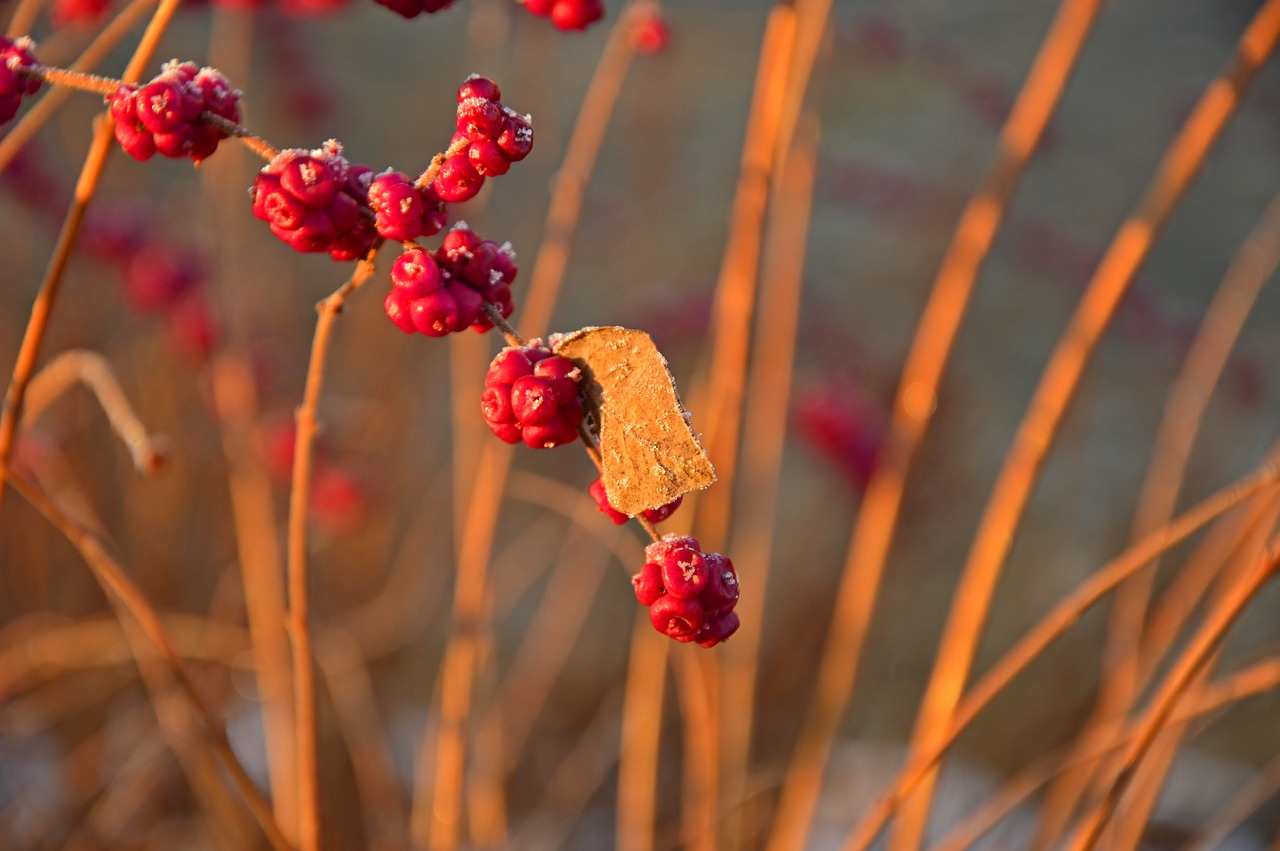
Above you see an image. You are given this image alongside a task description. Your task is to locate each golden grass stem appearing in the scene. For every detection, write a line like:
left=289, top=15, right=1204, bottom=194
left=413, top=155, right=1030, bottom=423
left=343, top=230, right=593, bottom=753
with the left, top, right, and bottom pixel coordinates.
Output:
left=839, top=457, right=1280, bottom=851
left=288, top=250, right=384, bottom=851
left=5, top=469, right=296, bottom=851
left=769, top=3, right=1104, bottom=849
left=0, top=0, right=181, bottom=521
left=617, top=615, right=669, bottom=851
left=893, top=3, right=1280, bottom=845
left=1066, top=544, right=1280, bottom=850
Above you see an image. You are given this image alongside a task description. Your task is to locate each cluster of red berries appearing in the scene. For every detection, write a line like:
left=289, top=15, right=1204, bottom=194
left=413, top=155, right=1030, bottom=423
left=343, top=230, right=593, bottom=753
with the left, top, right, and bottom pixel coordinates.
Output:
left=0, top=36, right=40, bottom=126
left=109, top=61, right=241, bottom=164
left=368, top=171, right=447, bottom=242
left=435, top=77, right=533, bottom=203
left=480, top=343, right=584, bottom=449
left=384, top=227, right=517, bottom=337
left=250, top=140, right=378, bottom=261
left=520, top=0, right=604, bottom=30
left=589, top=478, right=681, bottom=525
left=633, top=535, right=739, bottom=647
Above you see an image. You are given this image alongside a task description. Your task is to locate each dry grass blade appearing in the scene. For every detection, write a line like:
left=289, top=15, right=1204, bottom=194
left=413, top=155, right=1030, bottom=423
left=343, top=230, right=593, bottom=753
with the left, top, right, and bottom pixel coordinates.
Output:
left=5, top=468, right=296, bottom=851
left=893, top=3, right=1280, bottom=846
left=768, top=2, right=1105, bottom=849
left=839, top=457, right=1280, bottom=851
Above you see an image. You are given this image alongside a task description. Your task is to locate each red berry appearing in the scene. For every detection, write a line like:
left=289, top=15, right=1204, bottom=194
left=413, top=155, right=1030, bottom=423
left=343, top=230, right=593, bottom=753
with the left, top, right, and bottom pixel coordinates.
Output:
left=433, top=154, right=484, bottom=202
left=456, top=97, right=504, bottom=141
left=110, top=61, right=240, bottom=163
left=698, top=552, right=739, bottom=615
left=648, top=536, right=707, bottom=600
left=550, top=0, right=603, bottom=30
left=589, top=477, right=681, bottom=524
left=458, top=75, right=500, bottom=103
left=496, top=112, right=534, bottom=162
left=632, top=562, right=664, bottom=606
left=649, top=594, right=703, bottom=639
left=467, top=140, right=511, bottom=176
left=372, top=0, right=453, bottom=16
left=696, top=611, right=739, bottom=648
left=630, top=8, right=670, bottom=53
left=122, top=243, right=203, bottom=313
left=368, top=170, right=426, bottom=241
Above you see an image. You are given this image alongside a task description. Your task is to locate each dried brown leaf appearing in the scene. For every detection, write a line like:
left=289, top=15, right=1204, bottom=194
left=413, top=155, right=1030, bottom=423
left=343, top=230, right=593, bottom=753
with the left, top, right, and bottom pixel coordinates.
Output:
left=553, top=326, right=716, bottom=515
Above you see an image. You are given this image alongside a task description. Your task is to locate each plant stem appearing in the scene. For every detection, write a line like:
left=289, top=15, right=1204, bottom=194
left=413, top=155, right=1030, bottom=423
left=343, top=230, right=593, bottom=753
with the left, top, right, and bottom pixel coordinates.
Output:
left=287, top=242, right=384, bottom=851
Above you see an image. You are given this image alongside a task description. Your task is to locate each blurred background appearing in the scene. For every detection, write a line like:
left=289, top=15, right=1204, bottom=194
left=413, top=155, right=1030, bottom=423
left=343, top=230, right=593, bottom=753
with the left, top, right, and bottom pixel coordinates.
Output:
left=3, top=0, right=1280, bottom=848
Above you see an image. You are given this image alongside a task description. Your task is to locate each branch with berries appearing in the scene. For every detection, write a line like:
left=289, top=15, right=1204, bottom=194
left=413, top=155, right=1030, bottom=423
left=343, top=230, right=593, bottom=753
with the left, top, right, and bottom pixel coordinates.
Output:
left=2, top=31, right=737, bottom=648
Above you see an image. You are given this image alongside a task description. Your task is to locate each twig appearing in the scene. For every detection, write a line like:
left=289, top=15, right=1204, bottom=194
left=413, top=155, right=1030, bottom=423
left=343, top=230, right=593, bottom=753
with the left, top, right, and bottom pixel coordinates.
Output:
left=287, top=243, right=384, bottom=851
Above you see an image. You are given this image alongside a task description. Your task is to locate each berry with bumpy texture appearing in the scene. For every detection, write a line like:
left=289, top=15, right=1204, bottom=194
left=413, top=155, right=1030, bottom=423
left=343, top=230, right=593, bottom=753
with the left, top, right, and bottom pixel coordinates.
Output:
left=434, top=226, right=517, bottom=331
left=367, top=170, right=447, bottom=241
left=433, top=153, right=484, bottom=202
left=633, top=535, right=741, bottom=647
left=458, top=75, right=500, bottom=103
left=481, top=344, right=583, bottom=449
left=251, top=140, right=371, bottom=258
left=589, top=477, right=682, bottom=525
left=109, top=61, right=241, bottom=163
left=0, top=37, right=41, bottom=126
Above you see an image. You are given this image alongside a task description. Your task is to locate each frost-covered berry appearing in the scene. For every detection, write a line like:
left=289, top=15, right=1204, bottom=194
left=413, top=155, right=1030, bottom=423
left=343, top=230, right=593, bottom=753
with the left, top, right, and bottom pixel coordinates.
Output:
left=367, top=170, right=446, bottom=241
left=481, top=344, right=583, bottom=449
left=496, top=112, right=534, bottom=162
left=633, top=535, right=741, bottom=647
left=433, top=153, right=484, bottom=202
left=589, top=477, right=682, bottom=525
left=0, top=37, right=41, bottom=126
left=372, top=0, right=454, bottom=18
left=434, top=226, right=517, bottom=331
left=251, top=140, right=373, bottom=258
left=109, top=61, right=241, bottom=163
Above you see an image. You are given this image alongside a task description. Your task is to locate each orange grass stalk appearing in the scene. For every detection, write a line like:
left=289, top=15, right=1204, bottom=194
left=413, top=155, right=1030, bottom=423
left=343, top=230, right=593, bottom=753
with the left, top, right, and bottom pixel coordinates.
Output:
left=766, top=2, right=1104, bottom=849
left=5, top=469, right=296, bottom=851
left=838, top=457, right=1280, bottom=851
left=1065, top=541, right=1280, bottom=850
left=719, top=107, right=820, bottom=844
left=0, top=0, right=182, bottom=519
left=1036, top=186, right=1280, bottom=844
left=931, top=655, right=1280, bottom=851
left=891, top=2, right=1280, bottom=846
left=617, top=616, right=669, bottom=851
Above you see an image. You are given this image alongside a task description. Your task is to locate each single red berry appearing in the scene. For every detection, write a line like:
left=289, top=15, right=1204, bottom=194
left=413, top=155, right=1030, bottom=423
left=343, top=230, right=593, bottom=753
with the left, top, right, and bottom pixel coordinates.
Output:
left=652, top=538, right=708, bottom=600
left=109, top=86, right=157, bottom=161
left=368, top=170, right=426, bottom=241
left=630, top=8, right=670, bottom=53
left=50, top=0, right=109, bottom=27
left=550, top=0, right=603, bottom=30
left=632, top=561, right=664, bottom=606
left=522, top=0, right=555, bottom=14
left=591, top=479, right=628, bottom=525
left=467, top=140, right=511, bottom=176
left=649, top=594, right=704, bottom=640
left=697, top=552, right=739, bottom=615
left=433, top=154, right=484, bottom=202
left=457, top=97, right=504, bottom=141
left=496, top=112, right=534, bottom=162
left=371, top=0, right=453, bottom=17
left=695, top=610, right=740, bottom=648
left=458, top=75, right=500, bottom=103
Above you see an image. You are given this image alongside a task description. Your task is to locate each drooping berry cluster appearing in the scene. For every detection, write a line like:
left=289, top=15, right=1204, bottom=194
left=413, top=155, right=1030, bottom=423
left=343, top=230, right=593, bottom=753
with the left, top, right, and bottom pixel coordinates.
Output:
left=519, top=0, right=604, bottom=30
left=435, top=77, right=533, bottom=203
left=109, top=61, right=241, bottom=163
left=633, top=535, right=739, bottom=647
left=480, top=343, right=584, bottom=449
left=250, top=140, right=378, bottom=260
left=384, top=227, right=517, bottom=337
left=590, top=478, right=682, bottom=525
left=0, top=36, right=40, bottom=126
left=372, top=0, right=453, bottom=17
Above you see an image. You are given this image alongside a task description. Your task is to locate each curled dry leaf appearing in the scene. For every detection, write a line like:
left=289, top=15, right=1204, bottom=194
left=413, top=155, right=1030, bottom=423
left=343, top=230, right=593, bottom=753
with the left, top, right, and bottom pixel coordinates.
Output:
left=553, top=325, right=716, bottom=516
